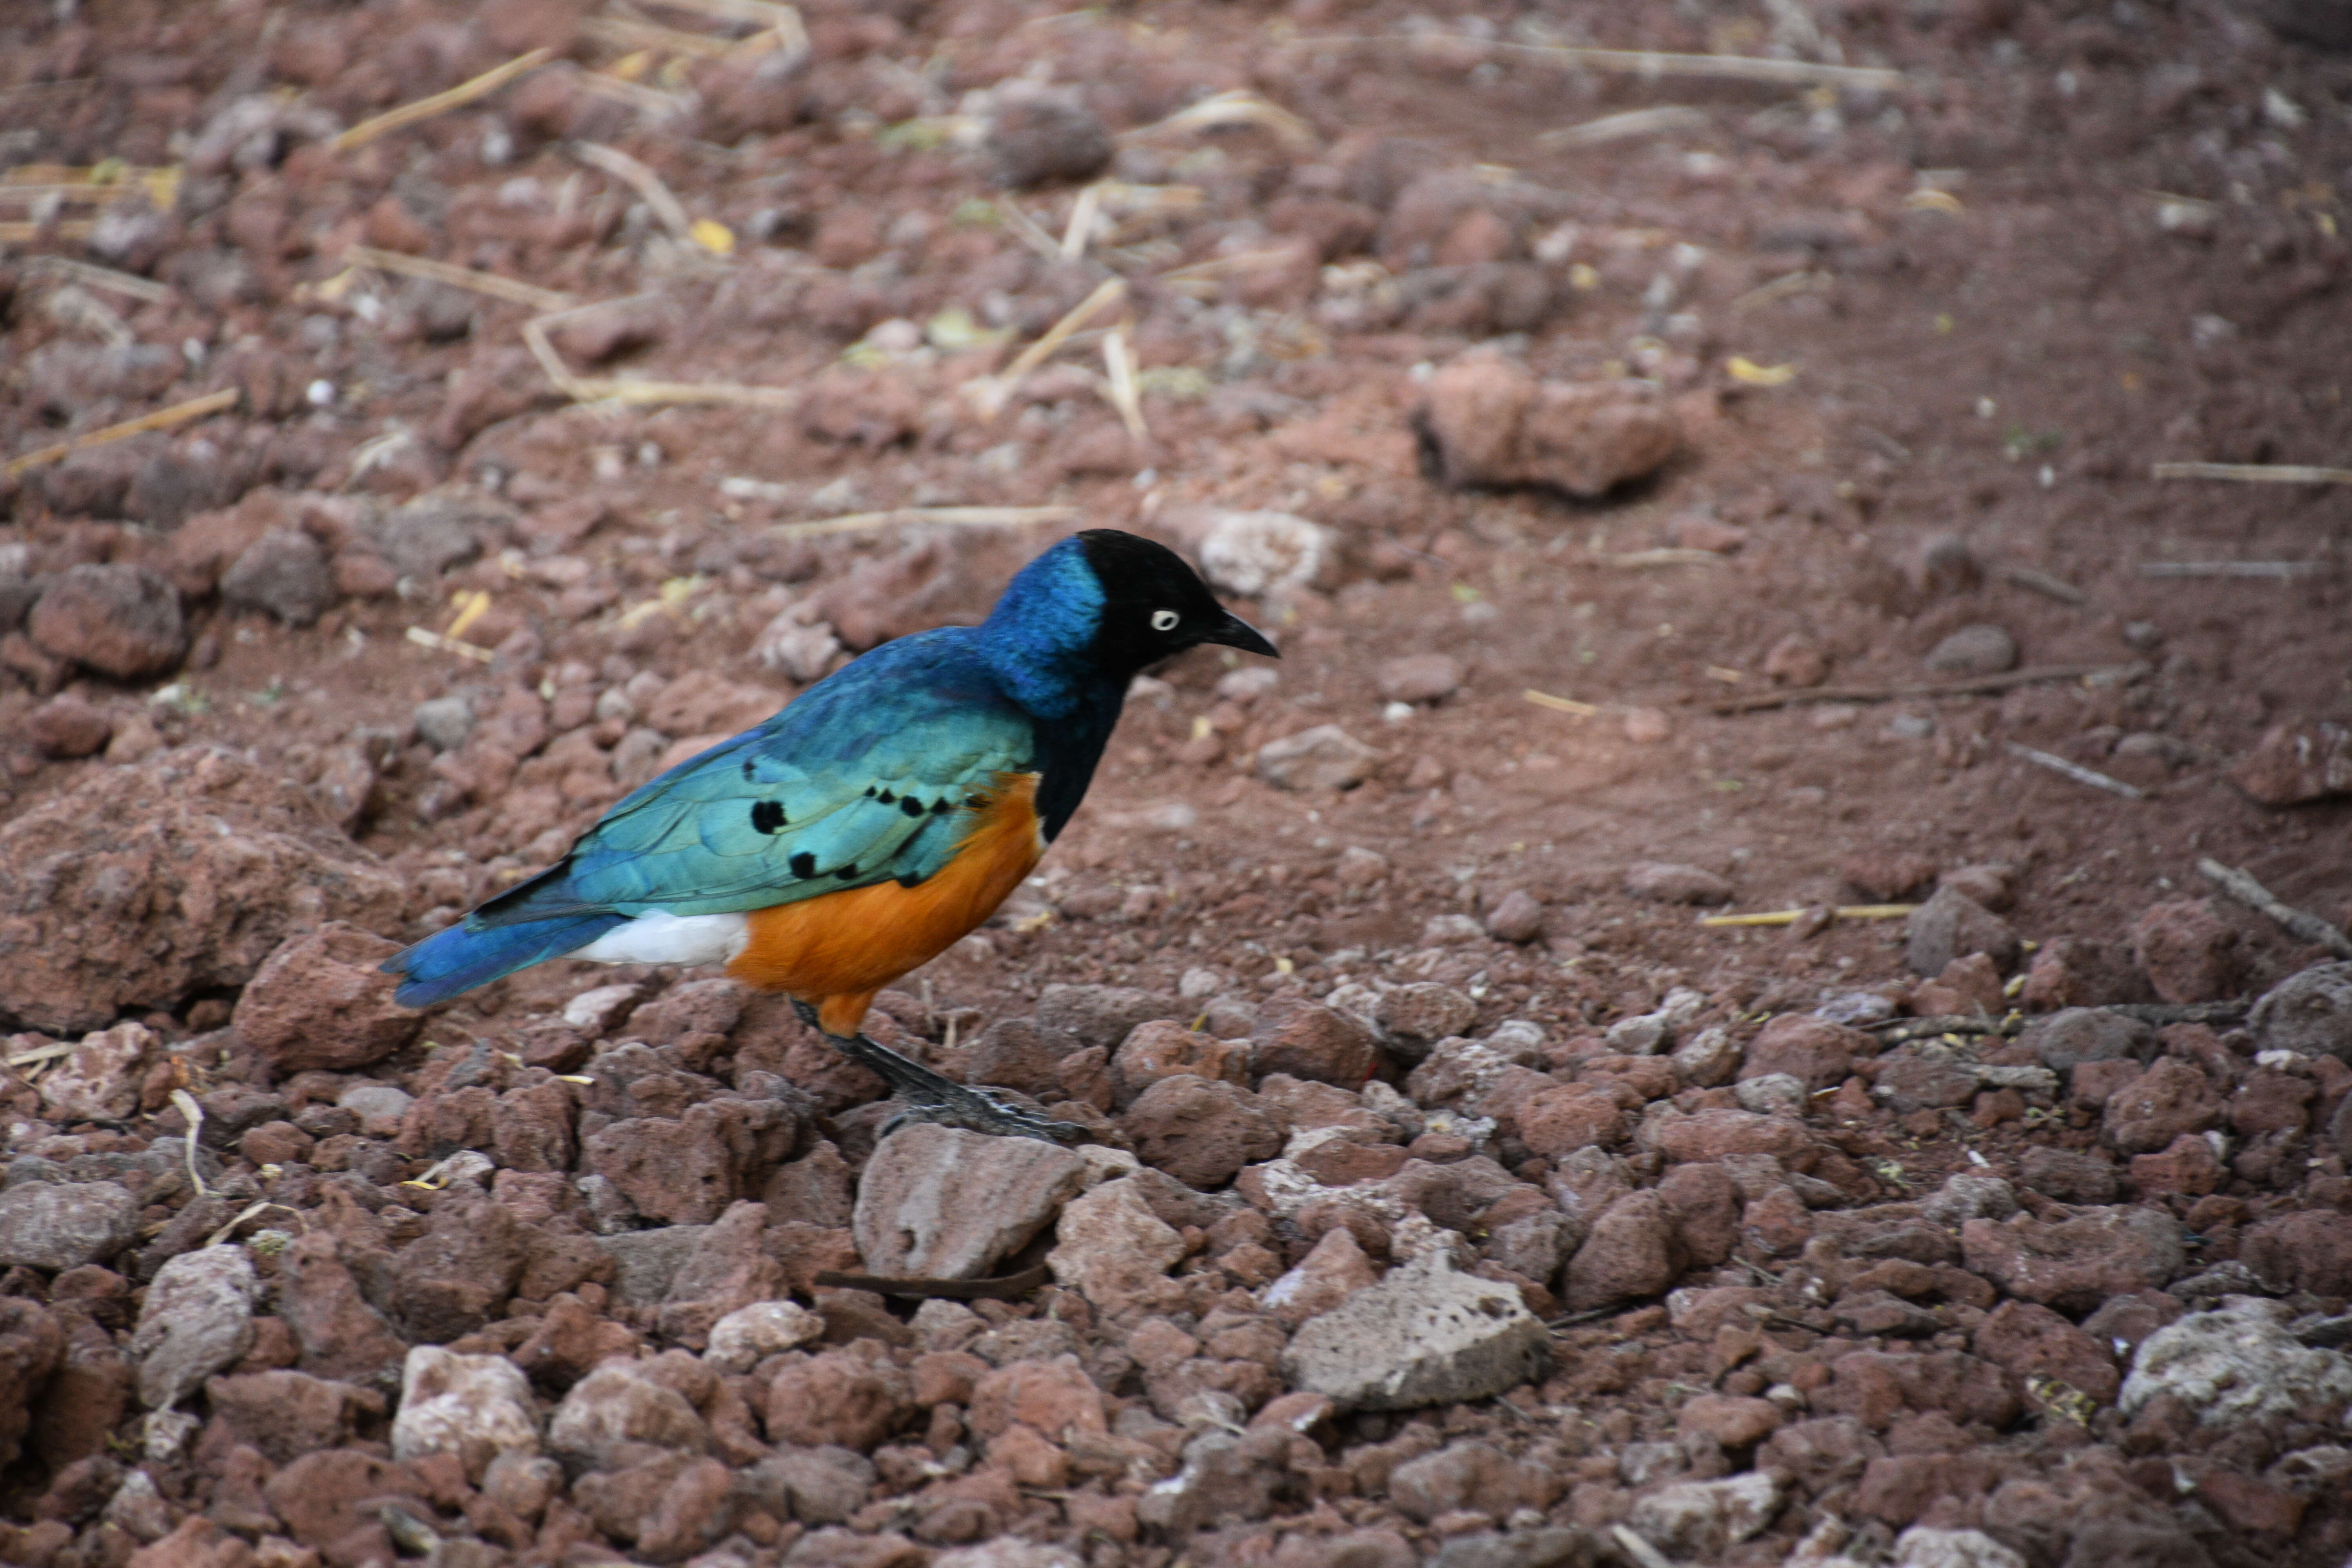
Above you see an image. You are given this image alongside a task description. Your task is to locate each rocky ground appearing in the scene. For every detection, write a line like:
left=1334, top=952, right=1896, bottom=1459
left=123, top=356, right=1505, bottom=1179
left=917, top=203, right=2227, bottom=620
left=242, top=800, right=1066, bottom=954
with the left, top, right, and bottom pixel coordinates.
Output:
left=5, top=0, right=2352, bottom=1566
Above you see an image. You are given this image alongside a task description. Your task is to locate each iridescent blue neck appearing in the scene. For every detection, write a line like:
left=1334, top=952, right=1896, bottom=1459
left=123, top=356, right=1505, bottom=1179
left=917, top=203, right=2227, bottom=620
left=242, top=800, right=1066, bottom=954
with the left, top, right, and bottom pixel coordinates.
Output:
left=975, top=537, right=1107, bottom=719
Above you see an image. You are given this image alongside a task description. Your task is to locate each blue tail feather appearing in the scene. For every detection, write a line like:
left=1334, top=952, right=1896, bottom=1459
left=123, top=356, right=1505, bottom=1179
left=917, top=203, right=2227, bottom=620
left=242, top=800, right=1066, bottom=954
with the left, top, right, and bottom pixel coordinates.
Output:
left=381, top=912, right=627, bottom=1008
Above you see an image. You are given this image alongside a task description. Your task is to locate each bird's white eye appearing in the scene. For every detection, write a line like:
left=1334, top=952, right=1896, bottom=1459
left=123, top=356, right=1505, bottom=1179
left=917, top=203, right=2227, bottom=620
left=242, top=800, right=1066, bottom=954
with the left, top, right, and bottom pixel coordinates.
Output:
left=1151, top=608, right=1180, bottom=632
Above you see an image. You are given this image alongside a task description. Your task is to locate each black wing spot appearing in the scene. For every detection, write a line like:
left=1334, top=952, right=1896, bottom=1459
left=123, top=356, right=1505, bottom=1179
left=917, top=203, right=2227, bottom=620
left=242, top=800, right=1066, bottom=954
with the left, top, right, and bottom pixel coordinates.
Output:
left=877, top=788, right=897, bottom=804
left=750, top=800, right=786, bottom=834
left=835, top=862, right=859, bottom=879
left=897, top=870, right=928, bottom=888
left=741, top=759, right=756, bottom=780
left=788, top=852, right=816, bottom=879
left=931, top=798, right=956, bottom=815
left=863, top=785, right=877, bottom=797
left=963, top=795, right=988, bottom=810
left=900, top=796, right=925, bottom=817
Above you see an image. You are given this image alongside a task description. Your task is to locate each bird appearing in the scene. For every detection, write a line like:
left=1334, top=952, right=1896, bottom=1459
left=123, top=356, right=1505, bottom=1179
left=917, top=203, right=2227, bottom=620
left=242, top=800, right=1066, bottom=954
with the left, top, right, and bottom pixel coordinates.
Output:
left=381, top=528, right=1276, bottom=1142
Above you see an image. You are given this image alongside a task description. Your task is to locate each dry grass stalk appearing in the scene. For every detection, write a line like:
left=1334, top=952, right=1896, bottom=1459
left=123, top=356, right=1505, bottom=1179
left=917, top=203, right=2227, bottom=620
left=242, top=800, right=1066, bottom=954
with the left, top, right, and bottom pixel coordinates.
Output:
left=1061, top=183, right=1105, bottom=261
left=1997, top=564, right=2086, bottom=603
left=771, top=505, right=1080, bottom=541
left=1102, top=327, right=1148, bottom=441
left=521, top=309, right=797, bottom=408
left=1123, top=89, right=1318, bottom=151
left=4, top=386, right=238, bottom=479
left=2151, top=461, right=2352, bottom=485
left=1540, top=105, right=1711, bottom=146
left=1708, top=661, right=2121, bottom=714
left=1154, top=247, right=1303, bottom=284
left=647, top=0, right=809, bottom=54
left=996, top=200, right=1067, bottom=264
left=574, top=141, right=695, bottom=238
left=1523, top=689, right=1598, bottom=718
left=20, top=254, right=174, bottom=303
left=571, top=69, right=695, bottom=119
left=967, top=278, right=1129, bottom=419
left=1607, top=548, right=1725, bottom=568
left=1700, top=904, right=1916, bottom=928
left=0, top=220, right=96, bottom=244
left=2006, top=741, right=2145, bottom=800
left=330, top=46, right=555, bottom=152
left=405, top=626, right=497, bottom=662
left=1729, top=270, right=1826, bottom=315
left=2, top=164, right=180, bottom=209
left=348, top=244, right=577, bottom=311
left=1483, top=39, right=1904, bottom=89
left=583, top=15, right=737, bottom=56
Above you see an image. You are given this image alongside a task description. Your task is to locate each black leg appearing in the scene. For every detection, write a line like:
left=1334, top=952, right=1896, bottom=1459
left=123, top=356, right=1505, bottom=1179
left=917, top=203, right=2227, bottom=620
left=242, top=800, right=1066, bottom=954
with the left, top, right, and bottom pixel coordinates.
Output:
left=791, top=998, right=1086, bottom=1145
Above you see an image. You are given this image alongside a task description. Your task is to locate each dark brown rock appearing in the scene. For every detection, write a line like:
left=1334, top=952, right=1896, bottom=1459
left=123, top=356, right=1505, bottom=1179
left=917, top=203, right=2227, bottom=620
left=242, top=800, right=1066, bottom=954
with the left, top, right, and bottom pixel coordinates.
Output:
left=2102, top=1057, right=2222, bottom=1153
left=1741, top=1015, right=1872, bottom=1091
left=763, top=1343, right=913, bottom=1452
left=1906, top=886, right=2020, bottom=976
left=0, top=1299, right=63, bottom=1472
left=2130, top=899, right=2244, bottom=1004
left=27, top=695, right=112, bottom=759
left=232, top=922, right=419, bottom=1073
left=1563, top=1190, right=1686, bottom=1310
left=983, top=87, right=1113, bottom=187
left=2249, top=961, right=2352, bottom=1064
left=1973, top=1299, right=2120, bottom=1403
left=1122, top=1074, right=1286, bottom=1189
left=1960, top=1207, right=2186, bottom=1312
left=220, top=529, right=336, bottom=626
left=1249, top=1000, right=1378, bottom=1088
left=583, top=1098, right=798, bottom=1225
left=204, top=1368, right=382, bottom=1463
left=26, top=563, right=186, bottom=679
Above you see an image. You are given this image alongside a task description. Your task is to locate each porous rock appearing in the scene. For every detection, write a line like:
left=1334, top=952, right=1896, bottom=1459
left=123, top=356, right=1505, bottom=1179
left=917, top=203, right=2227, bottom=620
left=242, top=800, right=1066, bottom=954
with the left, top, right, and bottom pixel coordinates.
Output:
left=1624, top=862, right=1733, bottom=905
left=0, top=1299, right=65, bottom=1471
left=26, top=562, right=187, bottom=679
left=1282, top=1234, right=1549, bottom=1410
left=390, top=1345, right=540, bottom=1470
left=2249, top=961, right=2352, bottom=1064
left=2129, top=898, right=2243, bottom=1005
left=1415, top=353, right=1679, bottom=497
left=1627, top=1472, right=1781, bottom=1560
left=1906, top=886, right=2020, bottom=976
left=853, top=1123, right=1089, bottom=1279
left=220, top=528, right=336, bottom=626
left=2230, top=720, right=2352, bottom=805
left=1960, top=1206, right=2185, bottom=1313
left=232, top=922, right=420, bottom=1073
left=2120, top=1297, right=2352, bottom=1426
left=0, top=747, right=406, bottom=1034
left=130, top=1244, right=256, bottom=1409
left=1195, top=510, right=1331, bottom=600
left=1047, top=1176, right=1186, bottom=1313
left=0, top=1181, right=141, bottom=1271
left=38, top=1021, right=157, bottom=1122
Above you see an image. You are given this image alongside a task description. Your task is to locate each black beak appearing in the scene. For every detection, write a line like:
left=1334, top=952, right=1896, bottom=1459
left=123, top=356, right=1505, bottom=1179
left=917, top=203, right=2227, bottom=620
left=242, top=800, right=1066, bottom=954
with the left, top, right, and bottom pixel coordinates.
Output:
left=1205, top=611, right=1278, bottom=659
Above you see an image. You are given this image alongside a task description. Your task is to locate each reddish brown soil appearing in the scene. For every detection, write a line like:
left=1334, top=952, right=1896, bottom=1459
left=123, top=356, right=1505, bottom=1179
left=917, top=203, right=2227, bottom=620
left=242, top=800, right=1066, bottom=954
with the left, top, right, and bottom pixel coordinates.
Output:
left=4, top=0, right=2352, bottom=1565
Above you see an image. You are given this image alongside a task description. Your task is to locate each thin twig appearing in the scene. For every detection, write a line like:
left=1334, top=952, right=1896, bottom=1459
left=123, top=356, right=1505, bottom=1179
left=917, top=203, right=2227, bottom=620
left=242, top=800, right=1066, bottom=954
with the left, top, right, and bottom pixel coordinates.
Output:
left=769, top=505, right=1079, bottom=541
left=2152, top=461, right=2352, bottom=486
left=1868, top=1014, right=2020, bottom=1043
left=4, top=387, right=239, bottom=479
left=581, top=15, right=737, bottom=56
left=1701, top=904, right=1917, bottom=928
left=1524, top=690, right=1597, bottom=718
left=2008, top=742, right=2145, bottom=799
left=966, top=278, right=1128, bottom=419
left=1539, top=105, right=1711, bottom=146
left=573, top=141, right=695, bottom=239
left=1707, top=662, right=2123, bottom=714
left=330, top=47, right=555, bottom=152
left=1101, top=326, right=1147, bottom=440
left=814, top=1264, right=1052, bottom=1300
left=1303, top=33, right=1906, bottom=90
left=1997, top=564, right=2087, bottom=604
left=1061, top=183, right=1103, bottom=261
left=347, top=244, right=577, bottom=311
left=2139, top=561, right=2323, bottom=580
left=0, top=219, right=95, bottom=243
left=1120, top=89, right=1318, bottom=151
left=2198, top=858, right=2352, bottom=959
left=1606, top=548, right=1725, bottom=568
left=20, top=255, right=173, bottom=303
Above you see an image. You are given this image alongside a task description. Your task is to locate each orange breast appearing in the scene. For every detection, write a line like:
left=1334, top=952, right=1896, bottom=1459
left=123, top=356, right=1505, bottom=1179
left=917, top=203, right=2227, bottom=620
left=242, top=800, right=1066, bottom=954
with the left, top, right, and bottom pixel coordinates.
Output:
left=726, top=772, right=1045, bottom=1037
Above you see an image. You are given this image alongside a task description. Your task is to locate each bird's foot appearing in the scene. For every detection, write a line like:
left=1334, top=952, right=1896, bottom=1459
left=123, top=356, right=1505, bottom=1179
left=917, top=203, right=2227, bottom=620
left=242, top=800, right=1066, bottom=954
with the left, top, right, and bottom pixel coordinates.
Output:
left=795, top=1006, right=1085, bottom=1145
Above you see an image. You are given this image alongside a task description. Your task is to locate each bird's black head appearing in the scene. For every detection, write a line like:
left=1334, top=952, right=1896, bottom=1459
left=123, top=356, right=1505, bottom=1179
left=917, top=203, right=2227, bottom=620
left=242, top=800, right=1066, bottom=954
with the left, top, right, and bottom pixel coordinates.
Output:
left=1074, top=528, right=1279, bottom=678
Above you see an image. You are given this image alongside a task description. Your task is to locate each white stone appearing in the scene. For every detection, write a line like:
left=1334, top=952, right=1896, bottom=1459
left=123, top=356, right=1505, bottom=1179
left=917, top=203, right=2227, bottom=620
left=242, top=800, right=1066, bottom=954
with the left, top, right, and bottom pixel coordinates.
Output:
left=392, top=1345, right=541, bottom=1464
left=704, top=1301, right=824, bottom=1375
left=39, top=1022, right=155, bottom=1122
left=853, top=1123, right=1090, bottom=1280
left=338, top=1082, right=414, bottom=1138
left=1628, top=1472, right=1782, bottom=1559
left=2121, top=1297, right=2352, bottom=1426
left=1892, top=1526, right=2030, bottom=1568
left=548, top=1361, right=711, bottom=1467
left=1196, top=510, right=1329, bottom=598
left=131, top=1244, right=256, bottom=1409
left=1047, top=1176, right=1186, bottom=1312
left=1255, top=724, right=1379, bottom=792
left=562, top=983, right=643, bottom=1034
left=1281, top=1225, right=1548, bottom=1411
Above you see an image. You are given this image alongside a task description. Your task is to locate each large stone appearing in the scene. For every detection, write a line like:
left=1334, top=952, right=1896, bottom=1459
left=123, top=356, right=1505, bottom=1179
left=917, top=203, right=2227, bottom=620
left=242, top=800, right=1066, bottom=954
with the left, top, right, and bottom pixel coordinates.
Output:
left=130, top=1244, right=256, bottom=1408
left=1195, top=510, right=1331, bottom=600
left=390, top=1346, right=541, bottom=1471
left=220, top=528, right=336, bottom=626
left=27, top=562, right=186, bottom=678
left=2249, top=962, right=2352, bottom=1064
left=549, top=1361, right=712, bottom=1469
left=853, top=1123, right=1089, bottom=1280
left=1906, top=886, right=2020, bottom=977
left=1257, top=724, right=1379, bottom=791
left=0, top=1299, right=64, bottom=1472
left=2129, top=898, right=2243, bottom=1004
left=1960, top=1207, right=2185, bottom=1313
left=1923, top=624, right=2018, bottom=677
left=2101, top=1057, right=2221, bottom=1153
left=1282, top=1232, right=1549, bottom=1410
left=232, top=922, right=421, bottom=1072
left=0, top=747, right=406, bottom=1034
left=1563, top=1190, right=1686, bottom=1310
left=1047, top=1176, right=1186, bottom=1314
left=2120, top=1298, right=2352, bottom=1426
left=1626, top=1473, right=1782, bottom=1560
left=0, top=1181, right=140, bottom=1270
left=1122, top=1074, right=1287, bottom=1188
left=1415, top=353, right=1679, bottom=497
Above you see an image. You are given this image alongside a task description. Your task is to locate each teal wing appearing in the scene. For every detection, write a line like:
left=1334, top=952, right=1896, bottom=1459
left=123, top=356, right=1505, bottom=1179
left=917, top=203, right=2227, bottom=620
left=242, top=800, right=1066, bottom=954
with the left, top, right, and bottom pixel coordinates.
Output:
left=473, top=637, right=1036, bottom=924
